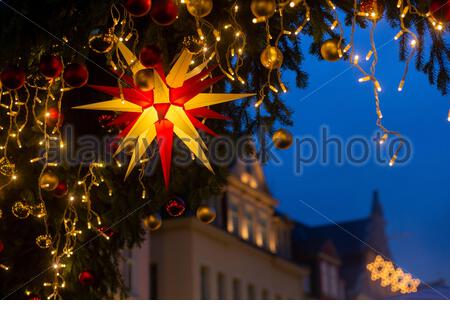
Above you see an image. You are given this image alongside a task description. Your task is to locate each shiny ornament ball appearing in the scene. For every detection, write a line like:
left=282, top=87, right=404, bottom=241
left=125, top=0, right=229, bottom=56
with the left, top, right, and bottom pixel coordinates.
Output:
left=53, top=182, right=68, bottom=198
left=165, top=197, right=186, bottom=217
left=39, top=55, right=63, bottom=79
left=124, top=0, right=152, bottom=17
left=12, top=201, right=31, bottom=219
left=63, top=63, right=89, bottom=88
left=139, top=45, right=163, bottom=68
left=134, top=69, right=155, bottom=92
left=251, top=0, right=276, bottom=18
left=196, top=206, right=216, bottom=224
left=35, top=234, right=52, bottom=249
left=186, top=0, right=213, bottom=18
left=0, top=240, right=4, bottom=253
left=430, top=0, right=450, bottom=23
left=272, top=129, right=293, bottom=150
left=260, top=46, right=283, bottom=69
left=79, top=270, right=95, bottom=286
left=88, top=28, right=115, bottom=54
left=144, top=213, right=162, bottom=231
left=0, top=157, right=15, bottom=177
left=39, top=171, right=60, bottom=191
left=320, top=39, right=341, bottom=62
left=359, top=0, right=384, bottom=19
left=0, top=66, right=25, bottom=90
left=182, top=36, right=204, bottom=54
left=150, top=0, right=179, bottom=26
left=30, top=203, right=46, bottom=218
left=45, top=107, right=63, bottom=128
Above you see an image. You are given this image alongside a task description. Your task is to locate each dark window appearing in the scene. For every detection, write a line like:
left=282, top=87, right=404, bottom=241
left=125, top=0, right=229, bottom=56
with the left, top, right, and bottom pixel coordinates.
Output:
left=200, top=266, right=210, bottom=300
left=150, top=263, right=158, bottom=300
left=217, top=273, right=226, bottom=299
left=232, top=278, right=241, bottom=300
left=247, top=284, right=256, bottom=300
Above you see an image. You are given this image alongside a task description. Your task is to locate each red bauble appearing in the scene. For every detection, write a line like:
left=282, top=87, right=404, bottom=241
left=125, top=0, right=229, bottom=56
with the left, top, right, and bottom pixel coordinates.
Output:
left=165, top=196, right=186, bottom=217
left=430, top=0, right=450, bottom=23
left=0, top=66, right=25, bottom=90
left=150, top=0, right=178, bottom=26
left=124, top=0, right=152, bottom=16
left=39, top=55, right=63, bottom=79
left=0, top=240, right=4, bottom=253
left=53, top=182, right=68, bottom=198
left=359, top=0, right=384, bottom=19
left=63, top=63, right=89, bottom=88
left=139, top=45, right=163, bottom=68
left=79, top=270, right=95, bottom=286
left=45, top=107, right=64, bottom=128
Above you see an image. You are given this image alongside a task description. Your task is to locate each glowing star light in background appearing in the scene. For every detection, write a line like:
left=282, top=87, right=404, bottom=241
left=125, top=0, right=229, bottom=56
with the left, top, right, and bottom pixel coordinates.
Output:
left=367, top=255, right=421, bottom=294
left=74, top=42, right=254, bottom=187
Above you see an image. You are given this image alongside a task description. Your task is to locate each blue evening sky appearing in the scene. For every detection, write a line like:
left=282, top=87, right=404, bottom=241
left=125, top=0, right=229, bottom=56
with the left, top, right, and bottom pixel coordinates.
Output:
left=264, top=21, right=450, bottom=284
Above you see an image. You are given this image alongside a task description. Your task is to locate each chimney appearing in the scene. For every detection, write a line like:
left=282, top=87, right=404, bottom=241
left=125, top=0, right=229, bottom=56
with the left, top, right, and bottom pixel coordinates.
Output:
left=370, top=190, right=384, bottom=217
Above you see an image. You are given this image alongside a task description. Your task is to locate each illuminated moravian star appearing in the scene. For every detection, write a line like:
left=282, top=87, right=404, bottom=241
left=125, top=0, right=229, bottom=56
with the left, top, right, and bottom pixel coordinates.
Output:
left=74, top=42, right=254, bottom=187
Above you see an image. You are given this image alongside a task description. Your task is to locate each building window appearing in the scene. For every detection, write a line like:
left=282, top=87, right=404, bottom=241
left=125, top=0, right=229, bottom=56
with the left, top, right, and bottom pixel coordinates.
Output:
left=228, top=201, right=239, bottom=235
left=243, top=210, right=254, bottom=242
left=258, top=219, right=268, bottom=248
left=269, top=228, right=277, bottom=253
left=330, top=265, right=338, bottom=298
left=150, top=263, right=158, bottom=300
left=261, top=289, right=269, bottom=300
left=232, top=278, right=241, bottom=300
left=320, top=261, right=339, bottom=298
left=320, top=261, right=328, bottom=295
left=217, top=273, right=226, bottom=300
left=200, top=266, right=210, bottom=300
left=247, top=284, right=256, bottom=300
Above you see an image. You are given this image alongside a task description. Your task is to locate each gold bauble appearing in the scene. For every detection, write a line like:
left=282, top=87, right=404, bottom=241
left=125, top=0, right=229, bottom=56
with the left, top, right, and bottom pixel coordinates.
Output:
left=320, top=39, right=341, bottom=62
left=134, top=69, right=155, bottom=92
left=12, top=201, right=31, bottom=219
left=36, top=234, right=52, bottom=249
left=272, top=129, right=293, bottom=150
left=182, top=36, right=204, bottom=54
left=196, top=205, right=216, bottom=224
left=260, top=46, right=283, bottom=70
left=88, top=28, right=115, bottom=54
left=31, top=203, right=47, bottom=218
left=186, top=0, right=213, bottom=18
left=39, top=171, right=59, bottom=191
left=251, top=0, right=276, bottom=18
left=144, top=213, right=162, bottom=231
left=0, top=157, right=15, bottom=177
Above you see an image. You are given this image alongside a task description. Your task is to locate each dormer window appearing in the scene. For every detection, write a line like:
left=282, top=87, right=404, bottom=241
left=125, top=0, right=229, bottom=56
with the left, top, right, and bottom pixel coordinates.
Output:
left=320, top=260, right=339, bottom=298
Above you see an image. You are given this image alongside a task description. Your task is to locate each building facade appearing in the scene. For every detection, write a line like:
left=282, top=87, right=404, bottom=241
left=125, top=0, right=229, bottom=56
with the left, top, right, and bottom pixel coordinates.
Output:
left=123, top=161, right=392, bottom=300
left=149, top=159, right=309, bottom=299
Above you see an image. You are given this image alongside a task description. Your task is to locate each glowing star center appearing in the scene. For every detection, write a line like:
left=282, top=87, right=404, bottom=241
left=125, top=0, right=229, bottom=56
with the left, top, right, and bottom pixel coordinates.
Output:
left=74, top=44, right=254, bottom=188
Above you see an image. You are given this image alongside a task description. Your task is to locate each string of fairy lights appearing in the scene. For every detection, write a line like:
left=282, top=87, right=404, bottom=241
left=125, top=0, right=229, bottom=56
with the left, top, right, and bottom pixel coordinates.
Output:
left=0, top=0, right=447, bottom=299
